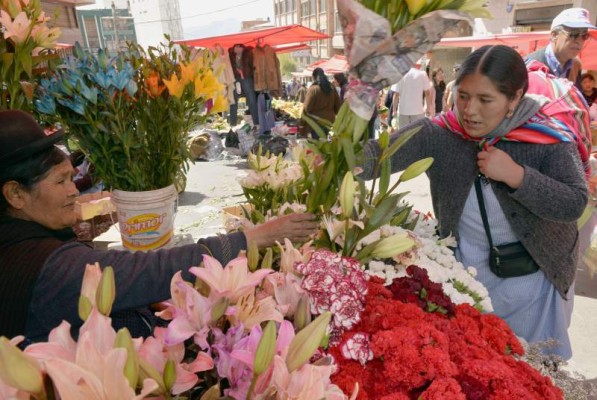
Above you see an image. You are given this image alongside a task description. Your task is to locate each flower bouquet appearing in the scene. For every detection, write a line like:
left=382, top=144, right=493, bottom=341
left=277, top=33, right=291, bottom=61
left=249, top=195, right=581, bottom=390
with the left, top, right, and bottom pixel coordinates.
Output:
left=35, top=38, right=227, bottom=191
left=0, top=242, right=564, bottom=399
left=0, top=0, right=61, bottom=112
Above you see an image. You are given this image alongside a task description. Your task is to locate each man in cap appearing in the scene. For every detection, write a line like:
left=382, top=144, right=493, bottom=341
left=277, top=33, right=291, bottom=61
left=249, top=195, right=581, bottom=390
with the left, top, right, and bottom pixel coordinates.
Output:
left=526, top=8, right=596, bottom=87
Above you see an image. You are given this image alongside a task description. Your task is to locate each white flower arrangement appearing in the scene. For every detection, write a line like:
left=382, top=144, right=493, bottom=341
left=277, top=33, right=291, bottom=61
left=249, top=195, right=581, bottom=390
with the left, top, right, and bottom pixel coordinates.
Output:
left=364, top=208, right=493, bottom=312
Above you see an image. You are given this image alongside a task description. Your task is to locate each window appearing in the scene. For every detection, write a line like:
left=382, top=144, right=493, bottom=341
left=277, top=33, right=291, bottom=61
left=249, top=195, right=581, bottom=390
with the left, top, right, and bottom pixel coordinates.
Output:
left=301, top=1, right=309, bottom=16
left=310, top=0, right=316, bottom=15
left=319, top=0, right=326, bottom=13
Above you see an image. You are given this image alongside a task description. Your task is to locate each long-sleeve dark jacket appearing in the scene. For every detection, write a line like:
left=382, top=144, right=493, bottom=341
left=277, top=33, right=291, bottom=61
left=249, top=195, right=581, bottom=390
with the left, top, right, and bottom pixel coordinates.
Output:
left=0, top=217, right=246, bottom=341
left=360, top=118, right=588, bottom=299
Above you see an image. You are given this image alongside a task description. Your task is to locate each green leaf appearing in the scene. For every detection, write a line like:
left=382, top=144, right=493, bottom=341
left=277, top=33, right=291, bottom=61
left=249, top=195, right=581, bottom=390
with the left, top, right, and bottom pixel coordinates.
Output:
left=380, top=125, right=422, bottom=163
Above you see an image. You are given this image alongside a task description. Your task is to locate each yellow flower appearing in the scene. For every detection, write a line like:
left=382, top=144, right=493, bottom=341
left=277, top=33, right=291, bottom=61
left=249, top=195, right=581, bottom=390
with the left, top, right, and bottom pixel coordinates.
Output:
left=163, top=73, right=185, bottom=98
left=31, top=24, right=61, bottom=49
left=209, top=93, right=228, bottom=114
left=194, top=70, right=221, bottom=100
left=178, top=61, right=196, bottom=85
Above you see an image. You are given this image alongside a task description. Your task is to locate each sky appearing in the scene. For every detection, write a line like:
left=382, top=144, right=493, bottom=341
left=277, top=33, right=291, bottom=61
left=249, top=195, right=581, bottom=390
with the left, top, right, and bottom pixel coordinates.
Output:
left=178, top=0, right=275, bottom=39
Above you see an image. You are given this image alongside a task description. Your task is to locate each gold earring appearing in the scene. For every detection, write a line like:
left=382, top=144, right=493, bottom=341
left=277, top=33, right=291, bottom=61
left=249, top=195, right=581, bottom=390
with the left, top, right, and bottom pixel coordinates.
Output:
left=506, top=110, right=513, bottom=118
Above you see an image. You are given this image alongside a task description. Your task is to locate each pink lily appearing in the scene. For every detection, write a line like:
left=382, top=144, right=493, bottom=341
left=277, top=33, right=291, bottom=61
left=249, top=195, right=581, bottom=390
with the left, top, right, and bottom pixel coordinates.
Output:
left=26, top=309, right=158, bottom=399
left=0, top=11, right=32, bottom=45
left=158, top=272, right=215, bottom=348
left=138, top=327, right=214, bottom=395
left=44, top=350, right=158, bottom=399
left=263, top=272, right=305, bottom=318
left=25, top=321, right=77, bottom=362
left=190, top=255, right=272, bottom=304
left=254, top=356, right=358, bottom=400
left=229, top=292, right=283, bottom=331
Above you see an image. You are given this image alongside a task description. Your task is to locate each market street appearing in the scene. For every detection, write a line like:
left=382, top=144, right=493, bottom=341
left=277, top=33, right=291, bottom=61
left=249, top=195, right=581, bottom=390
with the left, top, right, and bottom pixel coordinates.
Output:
left=174, top=156, right=597, bottom=387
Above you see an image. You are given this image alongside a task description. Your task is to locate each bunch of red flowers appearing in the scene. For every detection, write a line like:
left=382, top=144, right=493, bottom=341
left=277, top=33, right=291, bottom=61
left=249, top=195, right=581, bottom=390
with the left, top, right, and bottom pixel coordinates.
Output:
left=328, top=266, right=563, bottom=400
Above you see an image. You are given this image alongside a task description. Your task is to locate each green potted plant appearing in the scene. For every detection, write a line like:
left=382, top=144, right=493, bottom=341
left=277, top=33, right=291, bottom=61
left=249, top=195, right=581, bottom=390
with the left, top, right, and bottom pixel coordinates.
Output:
left=35, top=39, right=227, bottom=250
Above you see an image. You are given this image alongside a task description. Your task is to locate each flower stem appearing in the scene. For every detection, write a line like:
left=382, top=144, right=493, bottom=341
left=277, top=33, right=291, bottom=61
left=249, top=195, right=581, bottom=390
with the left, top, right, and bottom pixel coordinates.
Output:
left=245, top=374, right=258, bottom=400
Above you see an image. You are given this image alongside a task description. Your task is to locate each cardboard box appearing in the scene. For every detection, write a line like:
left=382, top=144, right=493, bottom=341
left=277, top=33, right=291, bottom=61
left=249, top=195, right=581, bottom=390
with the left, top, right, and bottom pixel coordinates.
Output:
left=222, top=203, right=253, bottom=220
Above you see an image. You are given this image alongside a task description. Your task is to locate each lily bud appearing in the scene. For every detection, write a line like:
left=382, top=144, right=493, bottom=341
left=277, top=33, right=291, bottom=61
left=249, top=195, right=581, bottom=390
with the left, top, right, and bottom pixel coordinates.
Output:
left=138, top=357, right=166, bottom=394
left=78, top=295, right=93, bottom=321
left=399, top=157, right=433, bottom=183
left=370, top=234, right=416, bottom=259
left=253, top=321, right=277, bottom=376
left=114, top=328, right=139, bottom=390
left=200, top=383, right=221, bottom=400
left=339, top=171, right=355, bottom=219
left=211, top=297, right=229, bottom=323
left=163, top=359, right=176, bottom=392
left=247, top=240, right=259, bottom=272
left=378, top=130, right=390, bottom=149
left=293, top=295, right=311, bottom=330
left=0, top=337, right=44, bottom=395
left=286, top=311, right=331, bottom=373
left=96, top=266, right=115, bottom=316
left=260, top=247, right=273, bottom=269
left=405, top=0, right=426, bottom=15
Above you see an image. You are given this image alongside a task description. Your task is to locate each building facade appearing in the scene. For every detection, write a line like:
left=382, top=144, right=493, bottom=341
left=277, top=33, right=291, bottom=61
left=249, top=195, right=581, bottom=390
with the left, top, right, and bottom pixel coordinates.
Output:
left=273, top=0, right=336, bottom=65
left=41, top=0, right=96, bottom=45
left=77, top=8, right=137, bottom=52
left=128, top=0, right=183, bottom=48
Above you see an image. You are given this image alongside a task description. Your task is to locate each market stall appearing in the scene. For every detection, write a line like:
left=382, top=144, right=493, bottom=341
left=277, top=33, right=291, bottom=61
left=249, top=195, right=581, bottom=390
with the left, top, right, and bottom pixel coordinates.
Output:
left=305, top=54, right=349, bottom=75
left=437, top=30, right=597, bottom=70
left=174, top=25, right=330, bottom=153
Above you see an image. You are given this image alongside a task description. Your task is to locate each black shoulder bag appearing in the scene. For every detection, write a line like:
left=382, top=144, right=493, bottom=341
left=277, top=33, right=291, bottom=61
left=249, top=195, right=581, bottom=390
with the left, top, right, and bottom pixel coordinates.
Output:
left=474, top=176, right=540, bottom=278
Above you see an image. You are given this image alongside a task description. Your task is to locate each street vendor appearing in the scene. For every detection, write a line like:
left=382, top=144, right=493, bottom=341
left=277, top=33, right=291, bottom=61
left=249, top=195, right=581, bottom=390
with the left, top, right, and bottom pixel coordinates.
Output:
left=0, top=110, right=320, bottom=343
left=359, top=45, right=589, bottom=359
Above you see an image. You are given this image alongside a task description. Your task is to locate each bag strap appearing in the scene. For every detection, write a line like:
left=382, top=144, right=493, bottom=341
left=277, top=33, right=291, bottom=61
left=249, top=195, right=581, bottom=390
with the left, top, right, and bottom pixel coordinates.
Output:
left=474, top=175, right=495, bottom=249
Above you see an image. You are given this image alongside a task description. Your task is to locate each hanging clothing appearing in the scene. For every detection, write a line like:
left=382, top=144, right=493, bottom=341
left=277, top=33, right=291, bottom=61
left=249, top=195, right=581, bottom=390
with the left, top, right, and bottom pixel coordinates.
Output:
left=257, top=92, right=276, bottom=134
left=214, top=44, right=237, bottom=105
left=253, top=45, right=283, bottom=98
left=228, top=44, right=254, bottom=80
left=228, top=45, right=259, bottom=126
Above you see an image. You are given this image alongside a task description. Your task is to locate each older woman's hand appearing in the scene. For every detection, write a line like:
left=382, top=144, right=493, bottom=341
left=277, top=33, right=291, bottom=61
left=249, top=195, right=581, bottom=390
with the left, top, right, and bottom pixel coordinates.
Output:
left=244, top=213, right=320, bottom=248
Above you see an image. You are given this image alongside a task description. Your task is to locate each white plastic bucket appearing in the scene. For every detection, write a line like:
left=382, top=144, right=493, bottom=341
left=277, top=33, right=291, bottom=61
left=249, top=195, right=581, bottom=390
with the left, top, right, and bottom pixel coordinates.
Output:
left=111, top=185, right=178, bottom=251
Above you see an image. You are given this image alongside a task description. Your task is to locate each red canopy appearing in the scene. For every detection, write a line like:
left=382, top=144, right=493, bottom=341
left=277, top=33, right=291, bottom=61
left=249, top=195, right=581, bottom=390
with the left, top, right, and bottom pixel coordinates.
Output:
left=175, top=24, right=330, bottom=50
left=306, top=55, right=348, bottom=74
left=437, top=31, right=597, bottom=70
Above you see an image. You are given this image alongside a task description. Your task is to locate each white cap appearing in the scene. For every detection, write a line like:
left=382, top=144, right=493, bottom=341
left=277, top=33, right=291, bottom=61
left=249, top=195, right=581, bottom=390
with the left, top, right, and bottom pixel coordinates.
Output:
left=551, top=8, right=597, bottom=31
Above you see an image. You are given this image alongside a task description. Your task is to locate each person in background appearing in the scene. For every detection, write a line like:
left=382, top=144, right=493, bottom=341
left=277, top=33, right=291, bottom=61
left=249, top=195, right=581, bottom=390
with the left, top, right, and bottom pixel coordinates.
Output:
left=301, top=67, right=341, bottom=139
left=333, top=72, right=349, bottom=102
left=431, top=67, right=447, bottom=116
left=525, top=8, right=596, bottom=87
left=391, top=61, right=433, bottom=128
left=296, top=83, right=307, bottom=103
left=443, top=63, right=460, bottom=112
left=580, top=72, right=597, bottom=107
left=287, top=77, right=300, bottom=101
left=360, top=45, right=589, bottom=359
left=0, top=110, right=320, bottom=343
left=384, top=87, right=395, bottom=128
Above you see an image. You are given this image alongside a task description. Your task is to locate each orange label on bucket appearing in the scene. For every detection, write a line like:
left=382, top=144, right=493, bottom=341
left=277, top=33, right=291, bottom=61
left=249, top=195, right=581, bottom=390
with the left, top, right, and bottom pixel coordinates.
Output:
left=122, top=213, right=166, bottom=236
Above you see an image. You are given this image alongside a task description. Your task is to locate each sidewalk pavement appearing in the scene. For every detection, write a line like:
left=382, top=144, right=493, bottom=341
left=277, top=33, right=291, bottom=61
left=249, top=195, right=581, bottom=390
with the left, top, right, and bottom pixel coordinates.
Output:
left=178, top=158, right=597, bottom=382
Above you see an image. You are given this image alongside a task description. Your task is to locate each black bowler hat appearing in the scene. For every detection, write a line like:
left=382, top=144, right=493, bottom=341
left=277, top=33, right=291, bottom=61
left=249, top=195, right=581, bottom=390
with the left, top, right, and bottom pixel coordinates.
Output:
left=0, top=110, right=63, bottom=169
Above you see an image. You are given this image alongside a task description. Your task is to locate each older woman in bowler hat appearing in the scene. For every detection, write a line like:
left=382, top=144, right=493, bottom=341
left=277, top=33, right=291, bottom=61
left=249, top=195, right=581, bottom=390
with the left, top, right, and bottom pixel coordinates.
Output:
left=0, top=110, right=319, bottom=343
